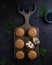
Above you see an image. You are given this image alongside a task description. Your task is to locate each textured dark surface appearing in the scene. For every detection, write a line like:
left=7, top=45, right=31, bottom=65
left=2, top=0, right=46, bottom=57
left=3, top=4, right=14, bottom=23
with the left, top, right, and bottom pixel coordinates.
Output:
left=0, top=0, right=52, bottom=65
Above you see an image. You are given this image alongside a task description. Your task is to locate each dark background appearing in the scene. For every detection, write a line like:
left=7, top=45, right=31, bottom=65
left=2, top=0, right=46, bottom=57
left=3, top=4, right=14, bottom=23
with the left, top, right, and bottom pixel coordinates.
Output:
left=0, top=0, right=52, bottom=65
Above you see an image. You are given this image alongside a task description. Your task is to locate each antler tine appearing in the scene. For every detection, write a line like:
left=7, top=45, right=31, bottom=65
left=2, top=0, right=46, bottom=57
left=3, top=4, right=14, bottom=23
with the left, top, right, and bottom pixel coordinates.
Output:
left=18, top=5, right=26, bottom=16
left=29, top=5, right=36, bottom=16
left=18, top=5, right=23, bottom=14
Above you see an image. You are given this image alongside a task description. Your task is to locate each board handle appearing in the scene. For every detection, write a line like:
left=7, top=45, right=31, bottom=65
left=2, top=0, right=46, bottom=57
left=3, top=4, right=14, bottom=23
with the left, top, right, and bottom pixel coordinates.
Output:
left=18, top=5, right=36, bottom=26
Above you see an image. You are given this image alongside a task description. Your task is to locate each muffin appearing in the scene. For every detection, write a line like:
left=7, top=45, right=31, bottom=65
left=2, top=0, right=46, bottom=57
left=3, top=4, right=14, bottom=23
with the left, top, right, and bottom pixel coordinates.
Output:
left=16, top=27, right=25, bottom=37
left=28, top=28, right=37, bottom=37
left=15, top=39, right=24, bottom=49
left=33, top=37, right=40, bottom=45
left=28, top=50, right=37, bottom=60
left=26, top=41, right=35, bottom=49
left=16, top=51, right=25, bottom=59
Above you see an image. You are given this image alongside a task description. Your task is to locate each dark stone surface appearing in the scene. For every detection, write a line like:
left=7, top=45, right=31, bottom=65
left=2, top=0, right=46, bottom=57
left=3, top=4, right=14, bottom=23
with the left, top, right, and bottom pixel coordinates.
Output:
left=0, top=0, right=52, bottom=65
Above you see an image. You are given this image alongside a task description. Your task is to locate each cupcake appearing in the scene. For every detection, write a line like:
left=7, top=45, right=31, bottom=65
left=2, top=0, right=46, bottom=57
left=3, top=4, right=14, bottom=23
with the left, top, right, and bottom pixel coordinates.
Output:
left=28, top=50, right=37, bottom=60
left=16, top=51, right=25, bottom=59
left=15, top=39, right=24, bottom=49
left=28, top=28, right=37, bottom=37
left=16, top=27, right=25, bottom=37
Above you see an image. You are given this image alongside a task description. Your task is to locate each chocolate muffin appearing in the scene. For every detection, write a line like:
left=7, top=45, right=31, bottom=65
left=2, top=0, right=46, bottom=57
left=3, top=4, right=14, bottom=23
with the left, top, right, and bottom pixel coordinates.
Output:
left=15, top=39, right=24, bottom=49
left=28, top=28, right=37, bottom=37
left=16, top=27, right=25, bottom=37
left=28, top=50, right=37, bottom=60
left=16, top=51, right=25, bottom=59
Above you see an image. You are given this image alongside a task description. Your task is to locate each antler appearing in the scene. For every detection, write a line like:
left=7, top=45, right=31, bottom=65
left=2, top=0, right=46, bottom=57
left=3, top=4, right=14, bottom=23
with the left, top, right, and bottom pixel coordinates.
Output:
left=18, top=5, right=26, bottom=17
left=18, top=4, right=36, bottom=17
left=28, top=5, right=36, bottom=16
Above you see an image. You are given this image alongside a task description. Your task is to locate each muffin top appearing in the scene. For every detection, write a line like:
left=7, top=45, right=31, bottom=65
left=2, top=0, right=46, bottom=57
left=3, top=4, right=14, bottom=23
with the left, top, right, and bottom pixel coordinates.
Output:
left=15, top=39, right=24, bottom=49
left=16, top=51, right=25, bottom=59
left=28, top=50, right=37, bottom=60
left=16, top=27, right=25, bottom=37
left=28, top=28, right=37, bottom=37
